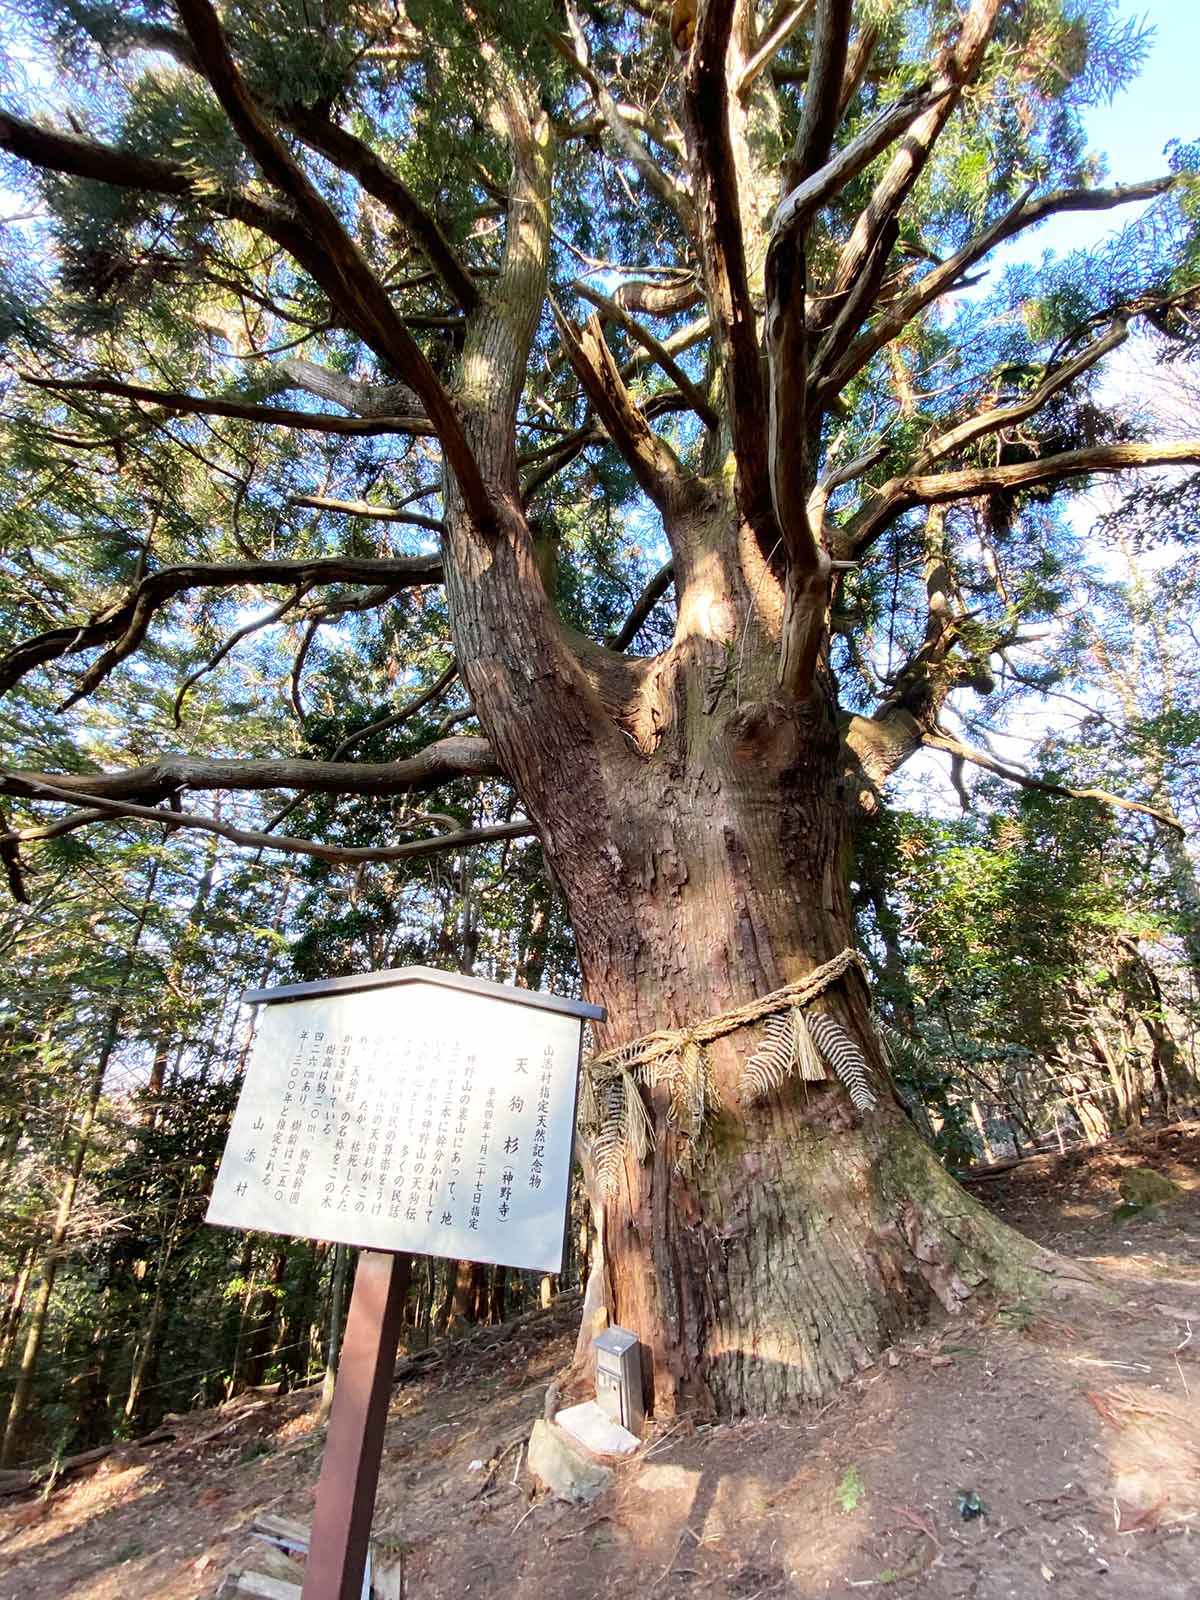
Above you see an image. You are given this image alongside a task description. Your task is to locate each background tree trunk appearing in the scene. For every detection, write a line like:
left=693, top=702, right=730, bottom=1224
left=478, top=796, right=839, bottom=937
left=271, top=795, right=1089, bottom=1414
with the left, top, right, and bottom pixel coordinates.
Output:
left=1, top=861, right=157, bottom=1465
left=318, top=1242, right=350, bottom=1423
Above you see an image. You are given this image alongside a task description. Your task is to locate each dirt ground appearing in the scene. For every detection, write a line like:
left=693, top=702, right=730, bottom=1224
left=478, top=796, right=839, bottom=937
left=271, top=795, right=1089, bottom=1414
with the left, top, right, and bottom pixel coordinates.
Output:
left=4, top=1121, right=1200, bottom=1600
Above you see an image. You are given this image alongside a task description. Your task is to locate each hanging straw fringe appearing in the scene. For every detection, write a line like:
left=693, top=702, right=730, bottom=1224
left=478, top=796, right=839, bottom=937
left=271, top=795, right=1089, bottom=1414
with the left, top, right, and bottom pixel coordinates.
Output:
left=579, top=947, right=872, bottom=1189
left=806, top=1014, right=877, bottom=1112
left=739, top=1005, right=828, bottom=1101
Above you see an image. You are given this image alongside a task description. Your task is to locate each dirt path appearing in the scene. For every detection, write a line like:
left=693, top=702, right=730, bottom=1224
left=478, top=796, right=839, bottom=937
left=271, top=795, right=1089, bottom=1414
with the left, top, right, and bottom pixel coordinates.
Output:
left=4, top=1123, right=1200, bottom=1599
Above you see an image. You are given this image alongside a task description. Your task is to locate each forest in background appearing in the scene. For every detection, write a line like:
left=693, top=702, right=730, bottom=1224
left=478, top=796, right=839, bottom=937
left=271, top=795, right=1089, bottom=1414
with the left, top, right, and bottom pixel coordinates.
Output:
left=0, top=0, right=1198, bottom=1466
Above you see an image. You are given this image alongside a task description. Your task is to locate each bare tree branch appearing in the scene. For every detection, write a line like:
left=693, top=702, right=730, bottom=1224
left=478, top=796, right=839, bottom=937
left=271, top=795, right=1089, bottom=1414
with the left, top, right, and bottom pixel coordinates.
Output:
left=290, top=617, right=320, bottom=722
left=837, top=19, right=879, bottom=117
left=922, top=729, right=1185, bottom=834
left=0, top=556, right=442, bottom=702
left=281, top=107, right=479, bottom=314
left=773, top=82, right=941, bottom=245
left=23, top=373, right=435, bottom=436
left=608, top=561, right=676, bottom=651
left=263, top=357, right=426, bottom=418
left=842, top=440, right=1200, bottom=559
left=908, top=317, right=1129, bottom=475
left=172, top=583, right=307, bottom=727
left=736, top=0, right=816, bottom=100
left=289, top=494, right=444, bottom=532
left=574, top=283, right=718, bottom=427
left=290, top=585, right=408, bottom=625
left=612, top=277, right=703, bottom=317
left=330, top=660, right=460, bottom=760
left=0, top=784, right=535, bottom=871
left=818, top=176, right=1179, bottom=402
left=1, top=737, right=502, bottom=807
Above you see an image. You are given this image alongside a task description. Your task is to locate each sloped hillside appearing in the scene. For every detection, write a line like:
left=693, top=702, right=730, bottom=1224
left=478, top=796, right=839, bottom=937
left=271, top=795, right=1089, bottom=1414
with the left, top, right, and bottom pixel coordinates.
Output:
left=3, top=1125, right=1200, bottom=1600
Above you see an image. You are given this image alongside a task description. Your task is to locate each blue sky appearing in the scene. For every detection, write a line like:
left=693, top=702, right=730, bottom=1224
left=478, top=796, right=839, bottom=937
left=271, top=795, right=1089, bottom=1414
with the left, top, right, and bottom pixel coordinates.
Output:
left=1080, top=1, right=1195, bottom=179
left=998, top=0, right=1197, bottom=268
left=898, top=4, right=1200, bottom=811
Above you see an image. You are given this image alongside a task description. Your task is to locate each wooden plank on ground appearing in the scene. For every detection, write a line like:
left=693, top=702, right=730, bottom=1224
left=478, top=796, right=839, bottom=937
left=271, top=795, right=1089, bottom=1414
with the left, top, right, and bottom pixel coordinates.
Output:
left=372, top=1556, right=404, bottom=1600
left=217, top=1573, right=302, bottom=1600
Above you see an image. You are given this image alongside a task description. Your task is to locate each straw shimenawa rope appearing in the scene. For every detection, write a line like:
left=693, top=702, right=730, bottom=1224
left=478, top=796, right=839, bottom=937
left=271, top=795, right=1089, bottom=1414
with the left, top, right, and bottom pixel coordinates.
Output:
left=578, top=947, right=876, bottom=1191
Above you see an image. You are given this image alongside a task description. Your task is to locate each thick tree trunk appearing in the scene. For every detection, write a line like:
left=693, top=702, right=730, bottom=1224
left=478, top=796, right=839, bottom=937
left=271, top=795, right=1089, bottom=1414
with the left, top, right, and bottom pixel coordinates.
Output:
left=535, top=676, right=1035, bottom=1415
left=440, top=464, right=1044, bottom=1419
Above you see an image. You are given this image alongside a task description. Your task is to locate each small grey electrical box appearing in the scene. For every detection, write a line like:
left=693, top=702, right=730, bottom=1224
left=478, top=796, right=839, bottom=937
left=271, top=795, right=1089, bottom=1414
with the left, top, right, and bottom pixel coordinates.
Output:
left=593, top=1325, right=644, bottom=1434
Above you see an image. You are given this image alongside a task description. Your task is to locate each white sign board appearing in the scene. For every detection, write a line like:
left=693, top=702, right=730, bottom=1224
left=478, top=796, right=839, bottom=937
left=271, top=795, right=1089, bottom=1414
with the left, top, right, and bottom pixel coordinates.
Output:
left=206, top=970, right=598, bottom=1274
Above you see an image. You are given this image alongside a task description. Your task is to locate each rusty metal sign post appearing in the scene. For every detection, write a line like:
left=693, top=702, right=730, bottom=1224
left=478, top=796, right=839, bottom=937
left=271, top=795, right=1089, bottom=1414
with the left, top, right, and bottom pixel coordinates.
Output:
left=302, top=1250, right=411, bottom=1600
left=205, top=967, right=603, bottom=1600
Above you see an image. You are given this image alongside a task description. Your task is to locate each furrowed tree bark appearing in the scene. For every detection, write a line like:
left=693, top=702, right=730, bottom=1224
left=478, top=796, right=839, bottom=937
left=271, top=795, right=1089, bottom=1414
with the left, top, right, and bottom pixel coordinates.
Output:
left=446, top=354, right=1041, bottom=1413
left=556, top=637, right=1039, bottom=1414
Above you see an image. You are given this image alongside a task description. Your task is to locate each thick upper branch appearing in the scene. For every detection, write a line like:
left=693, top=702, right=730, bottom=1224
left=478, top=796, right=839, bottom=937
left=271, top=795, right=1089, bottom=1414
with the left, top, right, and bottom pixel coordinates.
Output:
left=683, top=0, right=775, bottom=547
left=772, top=82, right=942, bottom=246
left=785, top=0, right=851, bottom=189
left=1, top=737, right=502, bottom=806
left=842, top=441, right=1200, bottom=559
left=554, top=311, right=697, bottom=516
left=907, top=318, right=1130, bottom=474
left=24, top=373, right=434, bottom=436
left=281, top=107, right=480, bottom=314
left=828, top=0, right=1002, bottom=299
left=818, top=176, right=1178, bottom=403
